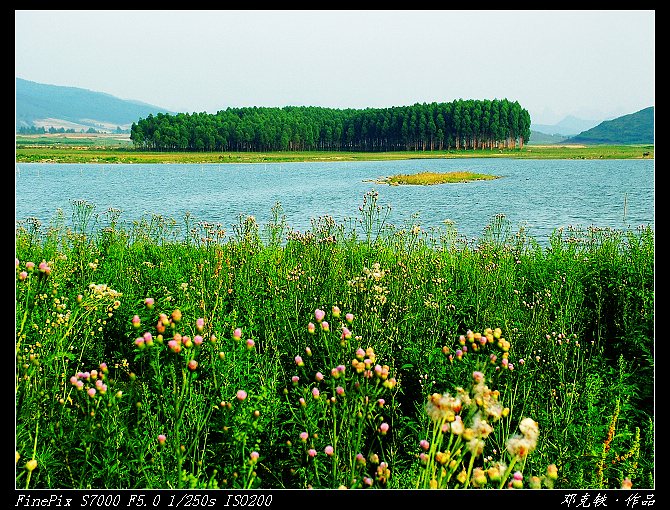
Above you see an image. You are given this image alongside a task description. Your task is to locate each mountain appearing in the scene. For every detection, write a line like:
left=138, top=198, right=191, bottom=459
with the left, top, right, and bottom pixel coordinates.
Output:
left=563, top=107, right=654, bottom=145
left=15, top=78, right=173, bottom=132
left=527, top=130, right=568, bottom=145
left=531, top=115, right=602, bottom=136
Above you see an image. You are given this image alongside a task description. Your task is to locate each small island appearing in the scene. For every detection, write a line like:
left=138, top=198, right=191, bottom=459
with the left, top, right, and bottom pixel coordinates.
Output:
left=374, top=170, right=501, bottom=186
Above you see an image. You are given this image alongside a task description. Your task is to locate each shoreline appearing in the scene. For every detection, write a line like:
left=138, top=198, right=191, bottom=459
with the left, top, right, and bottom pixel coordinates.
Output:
left=15, top=145, right=654, bottom=165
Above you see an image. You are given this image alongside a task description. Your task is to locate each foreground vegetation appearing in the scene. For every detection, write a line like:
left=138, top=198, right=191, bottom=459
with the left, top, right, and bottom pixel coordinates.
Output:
left=15, top=194, right=654, bottom=490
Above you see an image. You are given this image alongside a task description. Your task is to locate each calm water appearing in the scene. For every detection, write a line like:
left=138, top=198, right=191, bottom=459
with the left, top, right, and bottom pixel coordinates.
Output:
left=15, top=158, right=654, bottom=245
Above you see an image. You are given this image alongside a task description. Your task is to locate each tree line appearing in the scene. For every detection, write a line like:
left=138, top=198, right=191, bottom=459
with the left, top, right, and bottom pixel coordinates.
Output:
left=130, top=98, right=531, bottom=152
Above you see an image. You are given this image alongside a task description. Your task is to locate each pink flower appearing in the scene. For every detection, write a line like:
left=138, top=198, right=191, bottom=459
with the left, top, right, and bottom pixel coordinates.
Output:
left=18, top=271, right=27, bottom=281
left=336, top=385, right=345, bottom=396
left=299, top=397, right=306, bottom=407
left=143, top=332, right=153, bottom=345
left=291, top=375, right=300, bottom=385
left=305, top=346, right=312, bottom=356
left=188, top=359, right=198, bottom=370
left=194, top=335, right=203, bottom=346
left=236, top=390, right=247, bottom=401
left=341, top=327, right=351, bottom=340
left=307, top=322, right=315, bottom=334
left=472, top=371, right=484, bottom=382
left=311, top=387, right=320, bottom=398
left=345, top=313, right=354, bottom=324
left=377, top=398, right=385, bottom=407
left=158, top=434, right=167, bottom=445
left=246, top=338, right=255, bottom=350
left=196, top=318, right=204, bottom=332
left=134, top=337, right=145, bottom=348
left=250, top=451, right=259, bottom=463
left=144, top=298, right=154, bottom=309
left=295, top=355, right=304, bottom=366
left=356, top=348, right=365, bottom=360
left=321, top=321, right=329, bottom=332
left=299, top=432, right=309, bottom=442
left=308, top=449, right=317, bottom=458
left=38, top=260, right=51, bottom=274
left=314, top=309, right=325, bottom=322
left=168, top=339, right=181, bottom=353
left=132, top=315, right=141, bottom=328
left=87, top=388, right=96, bottom=397
left=363, top=477, right=373, bottom=486
left=324, top=445, right=334, bottom=456
left=233, top=328, right=242, bottom=340
left=379, top=422, right=389, bottom=435
left=69, top=376, right=78, bottom=385
left=315, top=372, right=324, bottom=382
left=420, top=440, right=430, bottom=451
left=332, top=306, right=341, bottom=318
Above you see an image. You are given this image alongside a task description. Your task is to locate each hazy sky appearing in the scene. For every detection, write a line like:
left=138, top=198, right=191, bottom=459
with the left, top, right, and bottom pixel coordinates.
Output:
left=15, top=10, right=654, bottom=125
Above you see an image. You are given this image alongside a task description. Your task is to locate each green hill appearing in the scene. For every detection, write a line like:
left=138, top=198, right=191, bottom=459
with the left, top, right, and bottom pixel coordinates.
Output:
left=15, top=78, right=172, bottom=132
left=564, top=107, right=654, bottom=145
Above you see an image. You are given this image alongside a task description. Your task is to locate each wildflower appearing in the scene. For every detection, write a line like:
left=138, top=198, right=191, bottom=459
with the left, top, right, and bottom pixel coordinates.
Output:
left=363, top=477, right=373, bottom=487
left=38, top=260, right=51, bottom=274
left=245, top=338, right=255, bottom=350
left=299, top=398, right=306, bottom=407
left=546, top=464, right=558, bottom=480
left=26, top=459, right=38, bottom=472
left=144, top=298, right=154, bottom=309
left=250, top=451, right=259, bottom=464
left=87, top=388, right=96, bottom=398
left=314, top=309, right=325, bottom=322
left=621, top=478, right=633, bottom=489
left=18, top=271, right=27, bottom=281
left=143, top=332, right=154, bottom=346
left=134, top=337, right=145, bottom=348
left=472, top=467, right=488, bottom=488
left=308, top=449, right=317, bottom=458
left=472, top=371, right=485, bottom=383
left=194, top=335, right=203, bottom=346
left=307, top=322, right=315, bottom=334
left=345, top=313, right=354, bottom=324
left=305, top=346, right=312, bottom=356
left=315, top=371, right=324, bottom=382
left=236, top=390, right=247, bottom=401
left=195, top=318, right=204, bottom=332
left=529, top=476, right=542, bottom=489
left=299, top=432, right=309, bottom=442
left=168, top=339, right=181, bottom=353
left=188, top=359, right=198, bottom=370
left=356, top=453, right=366, bottom=465
left=295, top=355, right=304, bottom=366
left=420, top=439, right=430, bottom=451
left=311, top=387, right=320, bottom=398
left=378, top=398, right=385, bottom=407
left=158, top=434, right=167, bottom=446
left=291, top=375, right=300, bottom=385
left=341, top=327, right=352, bottom=340
left=379, top=422, right=389, bottom=435
left=324, top=445, right=334, bottom=456
left=332, top=306, right=341, bottom=318
left=183, top=336, right=193, bottom=348
left=131, top=315, right=141, bottom=328
left=171, top=309, right=182, bottom=323
left=233, top=328, right=242, bottom=341
left=321, top=321, right=329, bottom=332
left=336, top=386, right=345, bottom=396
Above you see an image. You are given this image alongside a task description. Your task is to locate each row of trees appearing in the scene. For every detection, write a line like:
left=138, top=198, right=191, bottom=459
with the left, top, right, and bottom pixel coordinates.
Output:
left=130, top=99, right=531, bottom=152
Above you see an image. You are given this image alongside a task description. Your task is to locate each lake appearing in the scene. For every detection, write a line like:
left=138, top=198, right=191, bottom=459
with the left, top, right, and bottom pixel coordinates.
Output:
left=15, top=158, right=654, bottom=246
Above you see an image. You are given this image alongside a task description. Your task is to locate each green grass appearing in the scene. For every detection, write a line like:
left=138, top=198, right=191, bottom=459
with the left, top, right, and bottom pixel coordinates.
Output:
left=15, top=195, right=654, bottom=490
left=15, top=140, right=654, bottom=164
left=382, top=171, right=500, bottom=186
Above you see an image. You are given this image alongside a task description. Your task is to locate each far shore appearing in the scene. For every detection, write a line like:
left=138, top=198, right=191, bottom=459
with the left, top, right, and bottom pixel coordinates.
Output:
left=15, top=141, right=653, bottom=165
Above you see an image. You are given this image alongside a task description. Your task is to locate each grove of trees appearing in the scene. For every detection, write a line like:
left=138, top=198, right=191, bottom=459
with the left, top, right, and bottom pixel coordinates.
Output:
left=130, top=99, right=531, bottom=152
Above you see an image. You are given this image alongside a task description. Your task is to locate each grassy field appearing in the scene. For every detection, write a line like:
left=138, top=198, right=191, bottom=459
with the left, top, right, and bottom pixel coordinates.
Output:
left=15, top=195, right=654, bottom=490
left=15, top=134, right=654, bottom=163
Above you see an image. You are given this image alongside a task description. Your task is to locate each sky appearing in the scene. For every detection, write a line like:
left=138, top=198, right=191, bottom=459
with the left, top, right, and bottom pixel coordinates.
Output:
left=15, top=10, right=655, bottom=125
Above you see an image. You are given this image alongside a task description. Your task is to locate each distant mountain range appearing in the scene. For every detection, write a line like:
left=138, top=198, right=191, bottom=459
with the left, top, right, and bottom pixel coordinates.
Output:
left=15, top=78, right=654, bottom=145
left=563, top=107, right=654, bottom=145
left=15, top=78, right=173, bottom=133
left=531, top=116, right=602, bottom=136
